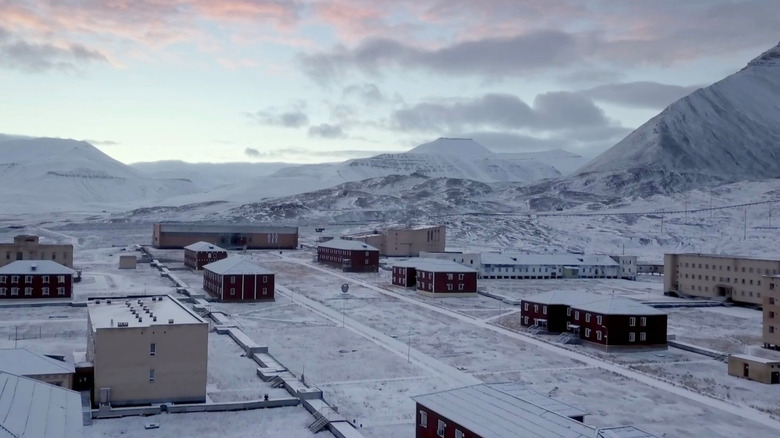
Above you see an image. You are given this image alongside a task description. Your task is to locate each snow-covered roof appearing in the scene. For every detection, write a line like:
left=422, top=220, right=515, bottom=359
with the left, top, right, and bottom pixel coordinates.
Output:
left=730, top=354, right=780, bottom=364
left=157, top=223, right=297, bottom=234
left=203, top=257, right=274, bottom=275
left=88, top=295, right=206, bottom=330
left=0, top=260, right=75, bottom=275
left=521, top=291, right=597, bottom=306
left=318, top=239, right=379, bottom=251
left=0, top=371, right=83, bottom=438
left=0, top=348, right=75, bottom=376
left=669, top=253, right=780, bottom=263
left=486, top=383, right=588, bottom=418
left=184, top=241, right=227, bottom=252
left=482, top=253, right=619, bottom=267
left=394, top=259, right=476, bottom=273
left=573, top=296, right=665, bottom=316
left=413, top=384, right=594, bottom=438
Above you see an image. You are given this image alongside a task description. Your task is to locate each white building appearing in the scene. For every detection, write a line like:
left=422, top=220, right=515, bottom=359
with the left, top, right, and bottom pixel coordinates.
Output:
left=419, top=251, right=482, bottom=269
left=609, top=255, right=638, bottom=280
left=480, top=253, right=621, bottom=280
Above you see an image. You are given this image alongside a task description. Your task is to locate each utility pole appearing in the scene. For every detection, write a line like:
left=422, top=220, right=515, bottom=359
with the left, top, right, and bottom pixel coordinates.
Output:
left=660, top=210, right=664, bottom=234
left=769, top=203, right=773, bottom=228
left=684, top=201, right=688, bottom=224
left=710, top=192, right=713, bottom=218
left=744, top=208, right=748, bottom=240
left=407, top=328, right=412, bottom=363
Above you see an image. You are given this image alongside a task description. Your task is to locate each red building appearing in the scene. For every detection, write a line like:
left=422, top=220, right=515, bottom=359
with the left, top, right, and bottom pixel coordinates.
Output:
left=202, top=257, right=274, bottom=301
left=413, top=383, right=656, bottom=438
left=317, top=239, right=379, bottom=272
left=520, top=291, right=667, bottom=349
left=0, top=260, right=75, bottom=299
left=392, top=259, right=478, bottom=297
left=184, top=241, right=228, bottom=270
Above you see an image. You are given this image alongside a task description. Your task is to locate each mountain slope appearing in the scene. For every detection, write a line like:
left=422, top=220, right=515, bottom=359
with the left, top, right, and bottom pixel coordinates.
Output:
left=0, top=137, right=200, bottom=207
left=131, top=160, right=292, bottom=191
left=574, top=41, right=780, bottom=196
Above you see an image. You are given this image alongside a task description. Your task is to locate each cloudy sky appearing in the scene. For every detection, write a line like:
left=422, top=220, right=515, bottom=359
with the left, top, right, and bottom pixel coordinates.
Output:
left=0, top=0, right=777, bottom=164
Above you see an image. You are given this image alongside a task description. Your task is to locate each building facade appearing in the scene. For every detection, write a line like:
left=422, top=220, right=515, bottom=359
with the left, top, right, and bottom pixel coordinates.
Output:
left=728, top=354, right=780, bottom=384
left=0, top=235, right=73, bottom=268
left=86, top=295, right=208, bottom=407
left=610, top=255, right=638, bottom=280
left=481, top=253, right=621, bottom=280
left=184, top=241, right=228, bottom=270
left=202, top=257, right=275, bottom=301
left=520, top=291, right=667, bottom=349
left=0, top=260, right=75, bottom=299
left=153, top=223, right=298, bottom=249
left=0, top=348, right=75, bottom=388
left=419, top=251, right=482, bottom=269
left=664, top=253, right=780, bottom=305
left=317, top=239, right=380, bottom=272
left=344, top=225, right=446, bottom=257
left=392, top=259, right=478, bottom=296
left=763, top=275, right=780, bottom=349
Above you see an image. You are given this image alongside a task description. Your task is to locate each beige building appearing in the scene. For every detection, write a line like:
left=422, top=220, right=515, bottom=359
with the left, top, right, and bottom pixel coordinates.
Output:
left=87, top=295, right=208, bottom=407
left=345, top=225, right=446, bottom=257
left=763, top=275, right=780, bottom=349
left=0, top=235, right=73, bottom=268
left=728, top=354, right=780, bottom=384
left=664, top=253, right=780, bottom=305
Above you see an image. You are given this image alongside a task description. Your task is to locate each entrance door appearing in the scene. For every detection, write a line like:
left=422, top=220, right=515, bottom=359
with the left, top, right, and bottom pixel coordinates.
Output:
left=772, top=371, right=779, bottom=384
left=743, top=363, right=750, bottom=378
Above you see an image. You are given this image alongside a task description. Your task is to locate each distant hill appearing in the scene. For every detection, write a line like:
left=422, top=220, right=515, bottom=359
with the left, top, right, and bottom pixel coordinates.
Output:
left=130, top=160, right=292, bottom=191
left=573, top=41, right=780, bottom=196
left=0, top=137, right=200, bottom=208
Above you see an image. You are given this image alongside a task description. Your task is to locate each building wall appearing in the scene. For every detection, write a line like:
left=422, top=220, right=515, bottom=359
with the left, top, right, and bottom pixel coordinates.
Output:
left=0, top=272, right=72, bottom=299
left=118, top=255, right=137, bottom=269
left=415, top=271, right=477, bottom=294
left=571, top=312, right=667, bottom=347
left=520, top=302, right=569, bottom=332
left=184, top=249, right=228, bottom=270
left=763, top=278, right=780, bottom=348
left=202, top=271, right=274, bottom=301
left=610, top=255, right=638, bottom=280
left=90, top=322, right=208, bottom=406
left=664, top=254, right=780, bottom=305
left=153, top=224, right=298, bottom=249
left=384, top=226, right=446, bottom=257
left=728, top=356, right=780, bottom=384
left=392, top=267, right=416, bottom=287
left=481, top=263, right=619, bottom=280
left=419, top=252, right=481, bottom=269
left=27, top=373, right=73, bottom=389
left=317, top=247, right=379, bottom=272
left=0, top=237, right=73, bottom=268
left=416, top=403, right=481, bottom=438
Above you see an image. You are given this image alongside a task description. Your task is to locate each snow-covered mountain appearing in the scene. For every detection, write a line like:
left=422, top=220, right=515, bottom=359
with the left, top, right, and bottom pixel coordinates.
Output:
left=574, top=41, right=780, bottom=196
left=131, top=160, right=291, bottom=191
left=198, top=138, right=566, bottom=201
left=0, top=137, right=200, bottom=209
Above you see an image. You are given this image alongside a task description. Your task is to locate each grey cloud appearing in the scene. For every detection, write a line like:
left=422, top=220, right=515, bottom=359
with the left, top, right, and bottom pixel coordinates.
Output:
left=308, top=123, right=346, bottom=139
left=391, top=92, right=610, bottom=133
left=342, top=83, right=387, bottom=105
left=581, top=81, right=702, bottom=109
left=299, top=31, right=579, bottom=83
left=245, top=147, right=260, bottom=157
left=247, top=101, right=309, bottom=128
left=0, top=37, right=107, bottom=72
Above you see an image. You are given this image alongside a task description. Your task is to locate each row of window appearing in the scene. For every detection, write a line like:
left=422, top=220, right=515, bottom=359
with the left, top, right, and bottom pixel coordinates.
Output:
left=682, top=283, right=762, bottom=298
left=0, top=275, right=67, bottom=284
left=320, top=248, right=373, bottom=256
left=683, top=273, right=762, bottom=286
left=0, top=287, right=66, bottom=296
left=680, top=262, right=778, bottom=275
left=523, top=303, right=647, bottom=327
left=419, top=411, right=464, bottom=438
left=4, top=251, right=69, bottom=260
left=228, top=275, right=270, bottom=284
left=229, top=287, right=269, bottom=296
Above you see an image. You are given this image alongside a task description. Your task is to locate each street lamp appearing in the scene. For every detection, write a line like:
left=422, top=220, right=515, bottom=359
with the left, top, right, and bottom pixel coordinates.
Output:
left=341, top=284, right=349, bottom=328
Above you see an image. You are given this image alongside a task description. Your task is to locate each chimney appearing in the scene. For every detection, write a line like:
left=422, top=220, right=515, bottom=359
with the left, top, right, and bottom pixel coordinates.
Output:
left=30, top=263, right=37, bottom=272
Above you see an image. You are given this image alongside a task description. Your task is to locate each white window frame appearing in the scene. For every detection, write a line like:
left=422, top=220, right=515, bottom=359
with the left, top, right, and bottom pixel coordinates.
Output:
left=42, top=287, right=49, bottom=296
left=42, top=275, right=49, bottom=284
left=150, top=343, right=156, bottom=356
left=629, top=332, right=636, bottom=342
left=585, top=328, right=591, bottom=337
left=447, top=273, right=453, bottom=280
left=149, top=369, right=156, bottom=383
left=458, top=284, right=464, bottom=291
left=0, top=276, right=4, bottom=284
left=596, top=330, right=602, bottom=341
left=455, top=430, right=465, bottom=438
left=24, top=287, right=32, bottom=296
left=640, top=317, right=647, bottom=327
left=437, top=420, right=446, bottom=437
left=640, top=332, right=646, bottom=342
left=458, top=274, right=464, bottom=280
left=447, top=284, right=453, bottom=291
left=419, top=410, right=427, bottom=427
left=11, top=287, right=19, bottom=296
left=596, top=315, right=602, bottom=325
left=629, top=317, right=636, bottom=327
left=585, top=313, right=591, bottom=323
left=57, top=275, right=65, bottom=283
left=57, top=287, right=65, bottom=296
left=542, top=305, right=547, bottom=315
left=0, top=288, right=6, bottom=296
left=25, top=276, right=33, bottom=283
left=230, top=288, right=236, bottom=296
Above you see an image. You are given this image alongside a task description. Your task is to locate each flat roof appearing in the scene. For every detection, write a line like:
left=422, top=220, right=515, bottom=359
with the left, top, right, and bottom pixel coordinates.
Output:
left=157, top=223, right=297, bottom=234
left=522, top=290, right=603, bottom=307
left=0, top=260, right=75, bottom=275
left=482, top=253, right=619, bottom=267
left=730, top=354, right=780, bottom=364
left=487, top=383, right=588, bottom=419
left=0, top=348, right=75, bottom=376
left=394, top=259, right=477, bottom=273
left=88, top=295, right=206, bottom=330
left=668, top=253, right=780, bottom=263
left=523, top=292, right=665, bottom=316
left=203, top=257, right=274, bottom=275
left=413, top=384, right=594, bottom=438
left=0, top=372, right=83, bottom=438
left=184, top=241, right=227, bottom=252
left=318, top=239, right=379, bottom=251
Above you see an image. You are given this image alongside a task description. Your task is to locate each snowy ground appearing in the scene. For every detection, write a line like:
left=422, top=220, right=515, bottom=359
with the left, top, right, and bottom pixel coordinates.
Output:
left=2, top=209, right=780, bottom=437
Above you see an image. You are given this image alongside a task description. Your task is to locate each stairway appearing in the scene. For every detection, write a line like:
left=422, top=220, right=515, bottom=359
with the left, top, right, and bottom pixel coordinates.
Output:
left=308, top=414, right=330, bottom=433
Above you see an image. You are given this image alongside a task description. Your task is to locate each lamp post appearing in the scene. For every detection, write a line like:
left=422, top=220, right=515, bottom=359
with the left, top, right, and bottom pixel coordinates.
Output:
left=341, top=283, right=349, bottom=328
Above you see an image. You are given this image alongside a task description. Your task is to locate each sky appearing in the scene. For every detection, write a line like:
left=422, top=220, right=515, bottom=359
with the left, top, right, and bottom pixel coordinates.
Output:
left=0, top=0, right=778, bottom=165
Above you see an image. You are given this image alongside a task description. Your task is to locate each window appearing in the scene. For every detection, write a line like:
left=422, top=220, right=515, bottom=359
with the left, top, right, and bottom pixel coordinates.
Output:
left=524, top=303, right=529, bottom=311
left=263, top=276, right=268, bottom=283
left=585, top=313, right=591, bottom=323
left=437, top=420, right=446, bottom=437
left=596, top=331, right=602, bottom=341
left=0, top=276, right=4, bottom=284
left=585, top=328, right=591, bottom=337
left=542, top=306, right=547, bottom=315
left=42, top=276, right=49, bottom=284
left=458, top=284, right=464, bottom=291
left=629, top=317, right=636, bottom=326
left=0, top=288, right=5, bottom=296
left=524, top=316, right=529, bottom=324
left=596, top=315, right=602, bottom=325
left=25, top=276, right=32, bottom=283
left=150, top=343, right=156, bottom=356
left=770, top=326, right=775, bottom=333
left=11, top=276, right=19, bottom=283
left=534, top=304, right=539, bottom=312
left=640, top=317, right=646, bottom=327
left=458, top=274, right=464, bottom=280
left=447, top=284, right=453, bottom=291
left=262, top=288, right=268, bottom=295
left=455, top=430, right=464, bottom=438
left=11, top=288, right=19, bottom=296
left=447, top=274, right=453, bottom=280
left=230, top=288, right=236, bottom=296
left=57, top=275, right=65, bottom=283
left=574, top=311, right=579, bottom=320
left=567, top=307, right=572, bottom=316
left=57, top=287, right=65, bottom=296
left=42, top=287, right=49, bottom=296
left=230, top=276, right=236, bottom=283
left=640, top=332, right=646, bottom=342
left=149, top=369, right=155, bottom=382
left=419, top=410, right=427, bottom=427
left=365, top=251, right=369, bottom=256
left=629, top=333, right=636, bottom=342
left=24, top=287, right=32, bottom=296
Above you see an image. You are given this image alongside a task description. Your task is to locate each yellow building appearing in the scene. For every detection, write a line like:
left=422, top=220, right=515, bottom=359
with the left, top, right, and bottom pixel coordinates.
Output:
left=86, top=295, right=208, bottom=407
left=0, top=235, right=73, bottom=268
left=728, top=354, right=780, bottom=384
left=763, top=275, right=780, bottom=349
